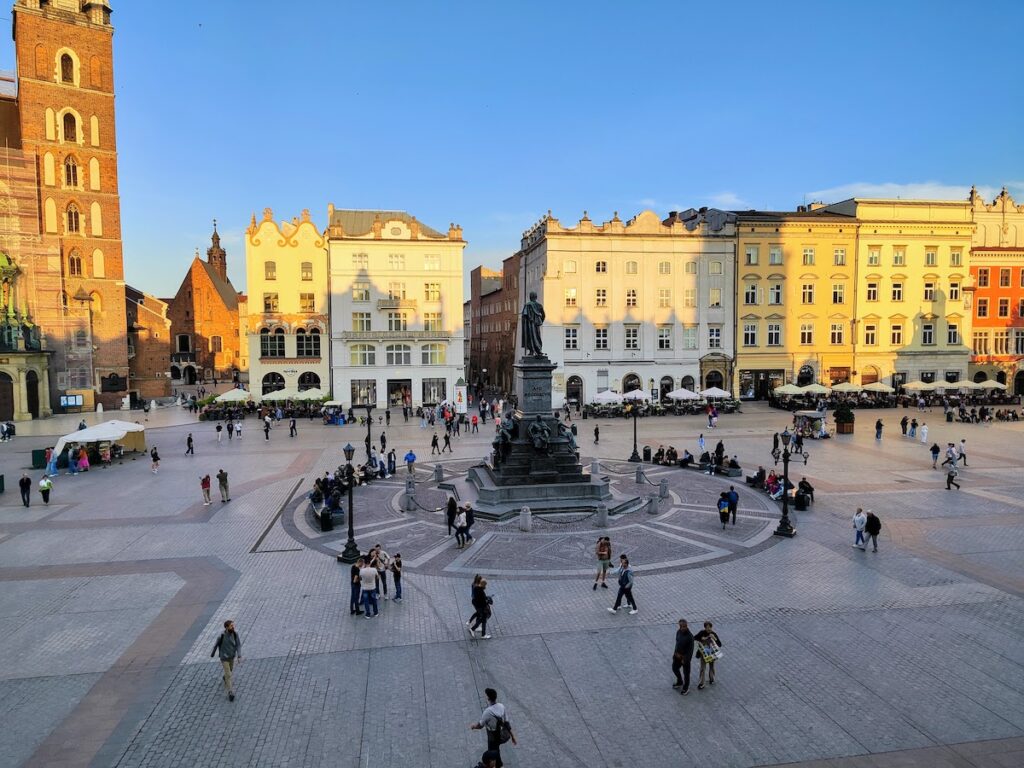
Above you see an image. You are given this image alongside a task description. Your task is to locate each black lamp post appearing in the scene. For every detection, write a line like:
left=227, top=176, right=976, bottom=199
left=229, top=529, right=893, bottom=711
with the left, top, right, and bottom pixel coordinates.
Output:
left=770, top=427, right=808, bottom=538
left=628, top=401, right=641, bottom=462
left=339, top=442, right=361, bottom=563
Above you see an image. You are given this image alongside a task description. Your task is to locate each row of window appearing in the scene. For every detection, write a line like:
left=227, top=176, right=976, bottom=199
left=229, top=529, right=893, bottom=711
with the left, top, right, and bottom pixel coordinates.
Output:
left=259, top=327, right=321, bottom=358
left=976, top=297, right=1024, bottom=319
left=351, top=312, right=444, bottom=332
left=263, top=293, right=317, bottom=313
left=563, top=259, right=722, bottom=276
left=972, top=329, right=1024, bottom=356
left=975, top=268, right=1024, bottom=288
left=351, top=282, right=444, bottom=302
left=744, top=246, right=964, bottom=268
left=565, top=287, right=723, bottom=309
left=43, top=200, right=102, bottom=237
left=738, top=320, right=960, bottom=348
left=349, top=343, right=447, bottom=366
left=563, top=325, right=722, bottom=352
left=264, top=261, right=315, bottom=281
left=350, top=253, right=443, bottom=271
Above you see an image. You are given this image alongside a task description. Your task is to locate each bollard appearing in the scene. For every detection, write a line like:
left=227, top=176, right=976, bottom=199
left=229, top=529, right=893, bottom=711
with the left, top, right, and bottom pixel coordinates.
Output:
left=433, top=464, right=443, bottom=482
left=591, top=459, right=600, bottom=476
left=635, top=466, right=644, bottom=484
left=519, top=505, right=532, bottom=532
left=404, top=478, right=416, bottom=512
left=659, top=478, right=669, bottom=499
left=596, top=504, right=608, bottom=528
left=646, top=496, right=659, bottom=515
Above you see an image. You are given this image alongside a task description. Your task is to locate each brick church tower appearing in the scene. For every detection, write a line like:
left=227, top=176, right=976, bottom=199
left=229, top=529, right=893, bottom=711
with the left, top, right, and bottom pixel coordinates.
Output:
left=11, top=0, right=129, bottom=409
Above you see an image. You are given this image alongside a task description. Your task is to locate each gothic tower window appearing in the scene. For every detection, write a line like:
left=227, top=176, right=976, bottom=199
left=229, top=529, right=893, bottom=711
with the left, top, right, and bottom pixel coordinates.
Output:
left=68, top=250, right=83, bottom=276
left=60, top=53, right=74, bottom=83
left=66, top=204, right=80, bottom=233
left=63, top=112, right=77, bottom=142
left=64, top=156, right=78, bottom=188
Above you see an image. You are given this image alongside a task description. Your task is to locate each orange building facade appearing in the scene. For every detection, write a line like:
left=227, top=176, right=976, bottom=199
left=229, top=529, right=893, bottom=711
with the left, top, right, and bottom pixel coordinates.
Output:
left=968, top=187, right=1024, bottom=394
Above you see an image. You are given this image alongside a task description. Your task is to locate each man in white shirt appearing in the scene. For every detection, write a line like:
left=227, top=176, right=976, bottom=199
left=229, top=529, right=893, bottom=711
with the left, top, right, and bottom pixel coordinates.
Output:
left=359, top=562, right=379, bottom=617
left=853, top=508, right=867, bottom=550
left=470, top=688, right=515, bottom=767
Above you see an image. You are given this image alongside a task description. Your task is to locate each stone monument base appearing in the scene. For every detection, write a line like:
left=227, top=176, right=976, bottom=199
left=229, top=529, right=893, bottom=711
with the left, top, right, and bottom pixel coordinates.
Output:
left=464, top=464, right=618, bottom=521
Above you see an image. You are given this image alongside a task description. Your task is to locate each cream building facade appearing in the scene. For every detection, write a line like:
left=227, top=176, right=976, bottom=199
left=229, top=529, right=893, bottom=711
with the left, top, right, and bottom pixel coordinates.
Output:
left=245, top=208, right=329, bottom=395
left=518, top=208, right=737, bottom=407
left=327, top=208, right=466, bottom=408
left=824, top=198, right=974, bottom=388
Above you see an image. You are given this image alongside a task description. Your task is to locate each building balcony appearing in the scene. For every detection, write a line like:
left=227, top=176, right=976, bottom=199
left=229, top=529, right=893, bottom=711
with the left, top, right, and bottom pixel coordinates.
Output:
left=339, top=330, right=451, bottom=341
left=377, top=298, right=418, bottom=310
left=171, top=352, right=196, bottom=364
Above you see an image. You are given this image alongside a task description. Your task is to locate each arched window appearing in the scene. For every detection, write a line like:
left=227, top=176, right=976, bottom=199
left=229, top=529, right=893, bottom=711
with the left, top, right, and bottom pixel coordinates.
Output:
left=350, top=343, right=375, bottom=366
left=298, top=372, right=321, bottom=391
left=258, top=327, right=285, bottom=357
left=622, top=373, right=641, bottom=392
left=261, top=372, right=285, bottom=395
left=66, top=204, right=80, bottom=233
left=68, top=250, right=82, bottom=275
left=62, top=112, right=77, bottom=142
left=704, top=371, right=725, bottom=390
left=300, top=261, right=313, bottom=281
left=625, top=261, right=638, bottom=275
left=74, top=329, right=88, bottom=348
left=386, top=344, right=411, bottom=366
left=421, top=343, right=446, bottom=365
left=210, top=335, right=223, bottom=353
left=89, top=291, right=102, bottom=313
left=64, top=156, right=78, bottom=187
left=60, top=53, right=74, bottom=83
left=296, top=327, right=320, bottom=357
left=264, top=261, right=276, bottom=280
left=564, top=259, right=577, bottom=274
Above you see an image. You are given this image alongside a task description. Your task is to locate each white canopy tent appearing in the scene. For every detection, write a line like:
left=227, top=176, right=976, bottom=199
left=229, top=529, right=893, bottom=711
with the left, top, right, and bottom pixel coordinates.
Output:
left=215, top=388, right=252, bottom=403
left=772, top=383, right=803, bottom=396
left=830, top=382, right=862, bottom=393
left=904, top=381, right=937, bottom=392
left=294, top=387, right=328, bottom=401
left=262, top=388, right=302, bottom=401
left=977, top=380, right=1006, bottom=390
left=592, top=390, right=623, bottom=404
left=863, top=382, right=895, bottom=393
left=53, top=419, right=146, bottom=458
left=666, top=388, right=700, bottom=400
left=622, top=389, right=650, bottom=402
left=700, top=386, right=733, bottom=399
left=799, top=383, right=832, bottom=395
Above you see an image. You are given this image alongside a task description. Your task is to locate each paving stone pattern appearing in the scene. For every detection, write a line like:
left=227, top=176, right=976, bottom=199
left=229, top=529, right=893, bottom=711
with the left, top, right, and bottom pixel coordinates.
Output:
left=0, top=404, right=1022, bottom=767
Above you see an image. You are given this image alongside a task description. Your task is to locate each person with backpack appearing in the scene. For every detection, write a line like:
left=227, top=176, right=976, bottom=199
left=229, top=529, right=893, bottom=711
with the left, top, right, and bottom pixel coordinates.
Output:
left=607, top=554, right=638, bottom=615
left=946, top=465, right=961, bottom=491
left=209, top=619, right=243, bottom=701
left=864, top=511, right=882, bottom=553
left=470, top=687, right=516, bottom=766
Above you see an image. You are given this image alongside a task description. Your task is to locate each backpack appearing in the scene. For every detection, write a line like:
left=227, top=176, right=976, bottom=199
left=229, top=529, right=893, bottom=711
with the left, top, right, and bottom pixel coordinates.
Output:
left=495, top=716, right=513, bottom=744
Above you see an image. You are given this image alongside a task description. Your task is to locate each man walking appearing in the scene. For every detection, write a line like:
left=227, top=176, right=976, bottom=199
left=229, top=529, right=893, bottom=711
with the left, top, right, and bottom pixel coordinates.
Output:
left=431, top=433, right=440, bottom=455
left=470, top=688, right=516, bottom=767
left=404, top=449, right=416, bottom=473
left=946, top=465, right=961, bottom=490
left=864, top=510, right=882, bottom=553
left=959, top=438, right=969, bottom=467
left=853, top=507, right=867, bottom=549
left=289, top=417, right=297, bottom=437
left=210, top=619, right=242, bottom=701
left=672, top=619, right=695, bottom=694
left=607, top=554, right=638, bottom=615
left=875, top=419, right=883, bottom=440
left=200, top=474, right=212, bottom=505
left=186, top=432, right=194, bottom=455
left=593, top=425, right=599, bottom=445
left=442, top=432, right=453, bottom=453
left=19, top=473, right=31, bottom=507
left=216, top=468, right=230, bottom=502
left=726, top=485, right=739, bottom=526
left=380, top=432, right=387, bottom=453
left=263, top=416, right=271, bottom=441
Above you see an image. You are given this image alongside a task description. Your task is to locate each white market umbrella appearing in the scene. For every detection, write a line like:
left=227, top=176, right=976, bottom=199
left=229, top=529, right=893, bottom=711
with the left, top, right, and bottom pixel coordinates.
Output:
left=592, top=390, right=623, bottom=404
left=830, top=382, right=862, bottom=393
left=622, top=389, right=650, bottom=402
left=295, top=387, right=328, bottom=400
left=977, top=380, right=1006, bottom=390
left=699, top=386, right=733, bottom=399
left=772, top=383, right=803, bottom=396
left=215, top=388, right=251, bottom=403
left=323, top=400, right=344, bottom=407
left=903, top=381, right=937, bottom=392
left=957, top=381, right=983, bottom=391
left=799, top=383, right=832, bottom=395
left=666, top=387, right=700, bottom=400
left=862, top=382, right=895, bottom=393
left=262, top=388, right=301, bottom=401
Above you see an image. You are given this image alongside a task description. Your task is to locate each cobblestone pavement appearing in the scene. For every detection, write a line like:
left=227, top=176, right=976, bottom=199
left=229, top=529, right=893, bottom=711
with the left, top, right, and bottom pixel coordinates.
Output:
left=0, top=404, right=1022, bottom=767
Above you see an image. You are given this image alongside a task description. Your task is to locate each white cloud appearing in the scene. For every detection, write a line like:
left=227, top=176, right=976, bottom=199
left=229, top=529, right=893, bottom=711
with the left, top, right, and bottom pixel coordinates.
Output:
left=707, top=191, right=751, bottom=209
left=803, top=180, right=1024, bottom=204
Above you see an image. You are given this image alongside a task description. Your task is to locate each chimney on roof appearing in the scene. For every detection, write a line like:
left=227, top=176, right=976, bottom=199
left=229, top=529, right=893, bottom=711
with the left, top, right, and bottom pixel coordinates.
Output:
left=797, top=205, right=807, bottom=213
left=808, top=201, right=826, bottom=210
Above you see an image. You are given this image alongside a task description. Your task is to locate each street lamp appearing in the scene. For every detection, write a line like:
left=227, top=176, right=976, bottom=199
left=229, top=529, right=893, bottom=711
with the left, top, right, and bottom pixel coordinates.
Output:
left=769, top=427, right=809, bottom=538
left=628, top=401, right=641, bottom=462
left=339, top=442, right=361, bottom=563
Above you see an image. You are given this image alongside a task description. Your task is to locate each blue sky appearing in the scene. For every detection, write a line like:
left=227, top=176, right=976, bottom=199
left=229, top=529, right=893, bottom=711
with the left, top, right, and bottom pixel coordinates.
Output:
left=5, top=0, right=1022, bottom=296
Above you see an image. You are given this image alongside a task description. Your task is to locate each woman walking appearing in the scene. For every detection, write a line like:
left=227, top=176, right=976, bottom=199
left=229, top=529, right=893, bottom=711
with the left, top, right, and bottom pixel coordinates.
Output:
left=469, top=577, right=492, bottom=639
left=466, top=574, right=483, bottom=629
left=150, top=446, right=160, bottom=474
left=717, top=492, right=730, bottom=530
left=455, top=507, right=468, bottom=549
left=694, top=621, right=722, bottom=689
left=593, top=536, right=612, bottom=590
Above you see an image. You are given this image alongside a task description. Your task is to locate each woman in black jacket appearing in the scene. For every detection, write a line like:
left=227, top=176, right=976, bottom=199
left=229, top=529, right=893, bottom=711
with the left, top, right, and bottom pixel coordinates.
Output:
left=469, top=577, right=492, bottom=639
left=694, top=620, right=722, bottom=689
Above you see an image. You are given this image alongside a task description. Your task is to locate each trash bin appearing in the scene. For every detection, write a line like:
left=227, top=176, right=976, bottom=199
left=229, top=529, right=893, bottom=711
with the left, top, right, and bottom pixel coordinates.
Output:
left=946, top=411, right=953, bottom=423
left=795, top=492, right=809, bottom=511
left=642, top=446, right=652, bottom=462
left=319, top=509, right=333, bottom=532
left=31, top=448, right=47, bottom=470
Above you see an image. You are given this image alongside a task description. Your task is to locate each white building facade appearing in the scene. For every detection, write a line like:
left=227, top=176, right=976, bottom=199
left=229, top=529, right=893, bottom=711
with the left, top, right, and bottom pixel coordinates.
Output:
left=518, top=208, right=737, bottom=407
left=328, top=207, right=466, bottom=408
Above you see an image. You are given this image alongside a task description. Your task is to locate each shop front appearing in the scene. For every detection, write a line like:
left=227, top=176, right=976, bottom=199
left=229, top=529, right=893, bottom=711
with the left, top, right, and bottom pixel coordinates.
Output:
left=422, top=377, right=446, bottom=405
left=387, top=379, right=412, bottom=408
left=738, top=369, right=785, bottom=400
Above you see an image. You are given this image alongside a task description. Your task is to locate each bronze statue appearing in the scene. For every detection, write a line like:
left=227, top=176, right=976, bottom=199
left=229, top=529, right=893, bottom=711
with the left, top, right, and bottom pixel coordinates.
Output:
left=521, top=291, right=545, bottom=357
left=528, top=414, right=552, bottom=455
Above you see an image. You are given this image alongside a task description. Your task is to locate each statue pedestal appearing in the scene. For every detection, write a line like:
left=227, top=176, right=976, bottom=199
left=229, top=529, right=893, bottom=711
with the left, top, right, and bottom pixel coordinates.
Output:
left=514, top=354, right=556, bottom=416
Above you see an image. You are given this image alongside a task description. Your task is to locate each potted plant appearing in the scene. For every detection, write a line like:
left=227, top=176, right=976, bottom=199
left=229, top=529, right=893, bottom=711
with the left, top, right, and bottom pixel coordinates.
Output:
left=834, top=402, right=855, bottom=434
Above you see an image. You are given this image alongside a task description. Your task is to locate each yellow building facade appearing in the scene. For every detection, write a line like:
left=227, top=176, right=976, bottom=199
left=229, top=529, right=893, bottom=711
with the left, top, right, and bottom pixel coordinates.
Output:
left=733, top=207, right=858, bottom=398
left=824, top=198, right=974, bottom=388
